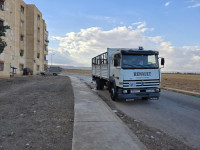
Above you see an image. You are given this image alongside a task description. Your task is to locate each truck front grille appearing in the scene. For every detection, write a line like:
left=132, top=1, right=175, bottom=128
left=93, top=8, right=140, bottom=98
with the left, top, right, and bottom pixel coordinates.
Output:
left=123, top=79, right=160, bottom=88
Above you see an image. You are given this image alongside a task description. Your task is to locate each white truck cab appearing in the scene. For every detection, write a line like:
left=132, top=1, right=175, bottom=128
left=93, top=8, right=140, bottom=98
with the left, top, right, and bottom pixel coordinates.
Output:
left=92, top=47, right=165, bottom=101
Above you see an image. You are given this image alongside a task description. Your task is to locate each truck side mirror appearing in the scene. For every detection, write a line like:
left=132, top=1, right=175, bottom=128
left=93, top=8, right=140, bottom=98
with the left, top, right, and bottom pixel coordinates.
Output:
left=161, top=58, right=165, bottom=66
left=114, top=59, right=118, bottom=66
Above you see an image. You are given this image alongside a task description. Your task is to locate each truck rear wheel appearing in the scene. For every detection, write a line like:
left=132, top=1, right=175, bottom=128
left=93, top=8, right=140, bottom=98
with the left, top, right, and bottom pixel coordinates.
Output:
left=96, top=79, right=101, bottom=90
left=100, top=79, right=104, bottom=90
left=96, top=79, right=104, bottom=90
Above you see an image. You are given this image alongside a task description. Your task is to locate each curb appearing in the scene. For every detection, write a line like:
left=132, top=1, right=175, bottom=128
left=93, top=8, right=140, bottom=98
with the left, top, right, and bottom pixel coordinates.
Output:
left=162, top=87, right=200, bottom=97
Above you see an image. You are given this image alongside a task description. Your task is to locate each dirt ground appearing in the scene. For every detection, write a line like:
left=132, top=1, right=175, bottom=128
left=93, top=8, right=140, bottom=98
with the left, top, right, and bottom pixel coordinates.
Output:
left=0, top=76, right=74, bottom=150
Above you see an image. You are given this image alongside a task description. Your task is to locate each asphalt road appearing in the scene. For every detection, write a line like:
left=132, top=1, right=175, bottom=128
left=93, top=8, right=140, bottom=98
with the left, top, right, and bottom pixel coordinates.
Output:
left=62, top=73, right=200, bottom=149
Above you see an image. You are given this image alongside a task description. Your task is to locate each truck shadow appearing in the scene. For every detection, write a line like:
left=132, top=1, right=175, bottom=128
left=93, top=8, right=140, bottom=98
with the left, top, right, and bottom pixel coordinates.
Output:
left=117, top=99, right=154, bottom=105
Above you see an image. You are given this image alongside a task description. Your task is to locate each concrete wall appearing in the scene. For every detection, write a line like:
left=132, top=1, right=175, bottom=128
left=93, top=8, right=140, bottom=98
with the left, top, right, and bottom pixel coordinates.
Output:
left=0, top=0, right=48, bottom=78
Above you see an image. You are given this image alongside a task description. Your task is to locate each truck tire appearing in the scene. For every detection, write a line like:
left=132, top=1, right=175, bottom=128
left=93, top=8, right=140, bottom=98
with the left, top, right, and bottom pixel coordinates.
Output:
left=96, top=78, right=101, bottom=90
left=110, top=84, right=118, bottom=101
left=108, top=82, right=112, bottom=92
left=100, top=79, right=104, bottom=90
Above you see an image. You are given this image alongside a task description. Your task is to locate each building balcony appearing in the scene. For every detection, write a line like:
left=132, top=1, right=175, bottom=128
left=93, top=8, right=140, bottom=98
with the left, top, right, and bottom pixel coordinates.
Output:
left=37, top=34, right=40, bottom=40
left=20, top=27, right=24, bottom=34
left=20, top=13, right=25, bottom=21
left=44, top=31, right=49, bottom=44
left=44, top=60, right=48, bottom=65
left=20, top=41, right=24, bottom=50
left=45, top=30, right=48, bottom=35
left=37, top=45, right=41, bottom=52
left=37, top=21, right=40, bottom=27
left=45, top=39, right=49, bottom=43
left=44, top=49, right=48, bottom=55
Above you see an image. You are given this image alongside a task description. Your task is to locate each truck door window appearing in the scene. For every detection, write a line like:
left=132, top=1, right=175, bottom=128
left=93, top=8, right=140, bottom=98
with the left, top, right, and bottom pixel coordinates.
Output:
left=114, top=54, right=120, bottom=67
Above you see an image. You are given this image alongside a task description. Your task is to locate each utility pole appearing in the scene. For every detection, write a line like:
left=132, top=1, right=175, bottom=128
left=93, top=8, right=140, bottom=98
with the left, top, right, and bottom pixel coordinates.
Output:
left=51, top=53, right=55, bottom=66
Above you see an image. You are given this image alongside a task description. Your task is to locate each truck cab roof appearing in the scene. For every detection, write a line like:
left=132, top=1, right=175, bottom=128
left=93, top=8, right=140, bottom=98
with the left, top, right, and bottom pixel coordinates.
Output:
left=107, top=48, right=159, bottom=56
left=121, top=50, right=159, bottom=55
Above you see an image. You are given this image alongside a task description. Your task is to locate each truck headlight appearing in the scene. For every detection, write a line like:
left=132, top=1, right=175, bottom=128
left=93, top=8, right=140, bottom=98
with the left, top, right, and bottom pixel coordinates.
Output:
left=123, top=90, right=128, bottom=94
left=155, top=88, right=160, bottom=92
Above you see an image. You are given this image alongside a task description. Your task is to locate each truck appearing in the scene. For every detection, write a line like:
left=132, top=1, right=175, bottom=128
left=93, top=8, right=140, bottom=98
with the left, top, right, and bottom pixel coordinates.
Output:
left=40, top=66, right=61, bottom=76
left=92, top=47, right=165, bottom=101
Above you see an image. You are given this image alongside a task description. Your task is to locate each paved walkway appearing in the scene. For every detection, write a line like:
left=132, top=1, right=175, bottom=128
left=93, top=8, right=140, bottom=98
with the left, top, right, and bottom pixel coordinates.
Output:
left=70, top=76, right=147, bottom=150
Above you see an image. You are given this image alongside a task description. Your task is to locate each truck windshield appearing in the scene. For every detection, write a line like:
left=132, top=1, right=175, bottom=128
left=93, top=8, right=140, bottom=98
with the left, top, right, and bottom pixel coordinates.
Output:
left=122, top=54, right=159, bottom=69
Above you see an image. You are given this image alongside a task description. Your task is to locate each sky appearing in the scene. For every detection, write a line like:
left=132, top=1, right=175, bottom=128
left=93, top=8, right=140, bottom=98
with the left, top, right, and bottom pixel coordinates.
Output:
left=24, top=0, right=200, bottom=72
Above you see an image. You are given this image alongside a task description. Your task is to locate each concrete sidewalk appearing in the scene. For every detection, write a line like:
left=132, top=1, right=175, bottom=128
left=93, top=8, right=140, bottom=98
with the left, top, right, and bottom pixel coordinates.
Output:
left=70, top=76, right=147, bottom=150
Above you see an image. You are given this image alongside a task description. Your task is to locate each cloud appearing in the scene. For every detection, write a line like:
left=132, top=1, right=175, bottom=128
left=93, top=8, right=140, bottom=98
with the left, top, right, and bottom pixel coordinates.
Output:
left=188, top=0, right=200, bottom=8
left=131, top=22, right=143, bottom=26
left=165, top=1, right=171, bottom=6
left=50, top=22, right=200, bottom=72
left=137, top=22, right=146, bottom=29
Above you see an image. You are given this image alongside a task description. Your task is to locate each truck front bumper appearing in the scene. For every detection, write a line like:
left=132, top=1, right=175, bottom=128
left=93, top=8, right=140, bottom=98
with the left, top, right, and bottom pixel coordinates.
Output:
left=117, top=88, right=160, bottom=100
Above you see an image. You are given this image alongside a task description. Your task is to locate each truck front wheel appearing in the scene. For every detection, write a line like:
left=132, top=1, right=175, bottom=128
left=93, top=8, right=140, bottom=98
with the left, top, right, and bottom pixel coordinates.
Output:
left=110, top=85, right=118, bottom=101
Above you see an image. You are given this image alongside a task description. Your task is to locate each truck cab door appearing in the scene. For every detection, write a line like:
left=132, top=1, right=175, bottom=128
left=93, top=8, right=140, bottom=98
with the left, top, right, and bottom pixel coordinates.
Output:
left=110, top=54, right=121, bottom=86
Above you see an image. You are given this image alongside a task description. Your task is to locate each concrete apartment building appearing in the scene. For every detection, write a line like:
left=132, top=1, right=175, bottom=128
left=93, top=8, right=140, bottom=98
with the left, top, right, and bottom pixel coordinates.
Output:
left=0, top=0, right=49, bottom=78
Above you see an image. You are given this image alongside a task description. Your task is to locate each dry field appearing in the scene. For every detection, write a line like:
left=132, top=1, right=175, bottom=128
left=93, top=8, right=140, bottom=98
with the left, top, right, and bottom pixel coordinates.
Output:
left=62, top=69, right=200, bottom=93
left=161, top=73, right=200, bottom=93
left=62, top=69, right=92, bottom=76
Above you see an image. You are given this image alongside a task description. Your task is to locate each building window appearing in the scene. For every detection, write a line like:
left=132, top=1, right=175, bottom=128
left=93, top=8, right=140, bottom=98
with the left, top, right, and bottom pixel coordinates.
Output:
left=21, top=6, right=24, bottom=14
left=45, top=34, right=48, bottom=42
left=0, top=20, right=3, bottom=26
left=37, top=40, right=40, bottom=45
left=37, top=15, right=40, bottom=21
left=37, top=53, right=40, bottom=59
left=20, top=50, right=24, bottom=57
left=19, top=64, right=24, bottom=71
left=37, top=27, right=40, bottom=34
left=20, top=35, right=24, bottom=41
left=37, top=65, right=40, bottom=71
left=0, top=0, right=4, bottom=10
left=44, top=55, right=47, bottom=61
left=0, top=61, right=4, bottom=71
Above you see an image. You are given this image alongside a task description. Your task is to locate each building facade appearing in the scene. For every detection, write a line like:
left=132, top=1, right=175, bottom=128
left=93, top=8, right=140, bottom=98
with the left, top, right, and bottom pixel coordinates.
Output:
left=0, top=0, right=49, bottom=78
